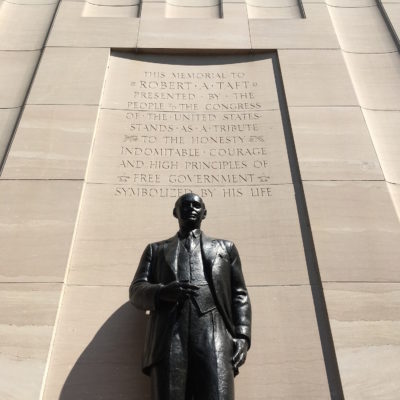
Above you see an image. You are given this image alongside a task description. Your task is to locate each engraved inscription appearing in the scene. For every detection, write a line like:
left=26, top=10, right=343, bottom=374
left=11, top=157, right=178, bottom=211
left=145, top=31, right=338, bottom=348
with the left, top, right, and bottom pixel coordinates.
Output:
left=94, top=54, right=291, bottom=198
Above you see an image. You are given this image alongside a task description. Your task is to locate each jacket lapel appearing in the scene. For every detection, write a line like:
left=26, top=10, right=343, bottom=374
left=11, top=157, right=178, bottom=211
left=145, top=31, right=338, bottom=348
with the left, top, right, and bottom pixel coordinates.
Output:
left=163, top=234, right=179, bottom=278
left=201, top=232, right=220, bottom=272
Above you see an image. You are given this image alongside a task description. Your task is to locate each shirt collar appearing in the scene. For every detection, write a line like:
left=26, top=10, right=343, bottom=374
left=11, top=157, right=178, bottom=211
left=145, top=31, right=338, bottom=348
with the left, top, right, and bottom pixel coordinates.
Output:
left=178, top=228, right=201, bottom=239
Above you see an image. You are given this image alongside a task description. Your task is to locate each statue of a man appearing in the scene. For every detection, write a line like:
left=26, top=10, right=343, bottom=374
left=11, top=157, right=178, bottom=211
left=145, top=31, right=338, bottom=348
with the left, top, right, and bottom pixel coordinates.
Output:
left=129, top=193, right=251, bottom=400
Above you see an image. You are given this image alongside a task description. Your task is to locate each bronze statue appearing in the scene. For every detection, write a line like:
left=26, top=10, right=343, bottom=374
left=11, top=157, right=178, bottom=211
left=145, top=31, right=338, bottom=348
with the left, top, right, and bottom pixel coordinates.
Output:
left=129, top=193, right=251, bottom=400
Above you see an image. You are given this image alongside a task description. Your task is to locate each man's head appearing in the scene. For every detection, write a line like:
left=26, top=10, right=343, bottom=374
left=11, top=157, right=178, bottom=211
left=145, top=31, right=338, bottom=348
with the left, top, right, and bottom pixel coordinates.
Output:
left=173, top=193, right=207, bottom=231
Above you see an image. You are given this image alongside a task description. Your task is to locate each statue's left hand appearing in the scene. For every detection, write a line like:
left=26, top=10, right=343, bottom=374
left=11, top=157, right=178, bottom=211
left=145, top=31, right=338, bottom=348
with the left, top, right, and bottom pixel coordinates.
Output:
left=232, top=338, right=248, bottom=370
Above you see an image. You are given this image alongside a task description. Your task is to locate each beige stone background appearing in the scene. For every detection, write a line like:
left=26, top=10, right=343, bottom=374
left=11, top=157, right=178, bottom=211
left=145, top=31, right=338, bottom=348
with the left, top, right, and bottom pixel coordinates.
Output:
left=0, top=0, right=400, bottom=399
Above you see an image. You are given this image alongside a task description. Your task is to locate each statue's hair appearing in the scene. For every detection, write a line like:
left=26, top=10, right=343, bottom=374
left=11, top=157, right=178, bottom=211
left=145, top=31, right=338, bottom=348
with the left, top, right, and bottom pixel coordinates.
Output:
left=174, top=193, right=204, bottom=209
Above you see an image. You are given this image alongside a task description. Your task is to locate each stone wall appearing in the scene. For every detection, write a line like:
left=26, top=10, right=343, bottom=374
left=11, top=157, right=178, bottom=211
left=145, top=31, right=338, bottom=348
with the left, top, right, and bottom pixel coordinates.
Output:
left=0, top=1, right=399, bottom=399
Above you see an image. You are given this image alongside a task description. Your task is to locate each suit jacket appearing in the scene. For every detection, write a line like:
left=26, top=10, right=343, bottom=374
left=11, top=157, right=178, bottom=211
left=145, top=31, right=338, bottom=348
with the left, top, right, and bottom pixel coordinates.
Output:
left=129, top=231, right=251, bottom=375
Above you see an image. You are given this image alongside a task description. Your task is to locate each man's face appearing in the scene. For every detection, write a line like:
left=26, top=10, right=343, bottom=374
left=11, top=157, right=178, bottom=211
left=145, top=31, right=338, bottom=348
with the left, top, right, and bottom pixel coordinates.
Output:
left=174, top=194, right=206, bottom=228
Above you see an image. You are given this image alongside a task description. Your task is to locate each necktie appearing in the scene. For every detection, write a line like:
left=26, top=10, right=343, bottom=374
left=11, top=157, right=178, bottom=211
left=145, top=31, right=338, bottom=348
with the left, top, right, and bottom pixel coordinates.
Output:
left=184, top=233, right=194, bottom=252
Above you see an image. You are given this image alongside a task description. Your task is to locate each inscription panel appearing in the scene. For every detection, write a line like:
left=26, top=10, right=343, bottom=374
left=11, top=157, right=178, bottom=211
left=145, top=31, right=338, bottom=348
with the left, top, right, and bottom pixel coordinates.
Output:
left=88, top=53, right=292, bottom=199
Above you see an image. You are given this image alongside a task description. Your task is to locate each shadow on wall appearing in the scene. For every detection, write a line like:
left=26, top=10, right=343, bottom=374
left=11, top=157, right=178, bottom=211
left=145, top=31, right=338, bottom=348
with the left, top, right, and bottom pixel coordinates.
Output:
left=60, top=302, right=150, bottom=400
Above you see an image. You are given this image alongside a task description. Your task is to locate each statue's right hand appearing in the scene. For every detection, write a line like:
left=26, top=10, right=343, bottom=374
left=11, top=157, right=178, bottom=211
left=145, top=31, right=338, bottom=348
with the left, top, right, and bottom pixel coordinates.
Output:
left=158, top=281, right=199, bottom=303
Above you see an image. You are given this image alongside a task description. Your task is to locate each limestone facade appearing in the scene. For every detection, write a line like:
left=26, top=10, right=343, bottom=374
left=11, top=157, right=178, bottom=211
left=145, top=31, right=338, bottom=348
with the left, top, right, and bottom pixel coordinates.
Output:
left=0, top=1, right=399, bottom=399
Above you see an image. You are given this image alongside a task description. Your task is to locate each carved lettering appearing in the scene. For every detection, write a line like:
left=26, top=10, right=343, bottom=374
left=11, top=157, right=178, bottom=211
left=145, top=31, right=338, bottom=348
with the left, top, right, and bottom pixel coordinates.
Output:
left=110, top=62, right=279, bottom=198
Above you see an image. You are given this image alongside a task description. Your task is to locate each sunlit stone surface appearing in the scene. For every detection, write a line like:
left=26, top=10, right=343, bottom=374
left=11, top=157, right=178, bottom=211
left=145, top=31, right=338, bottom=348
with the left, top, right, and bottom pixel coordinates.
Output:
left=0, top=1, right=399, bottom=399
